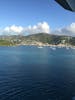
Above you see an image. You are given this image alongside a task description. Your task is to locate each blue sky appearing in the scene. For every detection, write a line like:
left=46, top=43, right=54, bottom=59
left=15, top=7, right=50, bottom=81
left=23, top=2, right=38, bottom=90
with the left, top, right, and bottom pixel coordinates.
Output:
left=0, top=0, right=75, bottom=36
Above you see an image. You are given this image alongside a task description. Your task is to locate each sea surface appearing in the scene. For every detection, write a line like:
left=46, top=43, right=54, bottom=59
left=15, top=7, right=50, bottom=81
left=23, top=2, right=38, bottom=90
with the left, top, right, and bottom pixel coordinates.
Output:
left=0, top=46, right=75, bottom=100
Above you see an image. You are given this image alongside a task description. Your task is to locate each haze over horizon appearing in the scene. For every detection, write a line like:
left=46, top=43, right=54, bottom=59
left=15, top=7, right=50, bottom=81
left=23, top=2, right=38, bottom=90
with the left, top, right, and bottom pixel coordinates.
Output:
left=0, top=0, right=75, bottom=36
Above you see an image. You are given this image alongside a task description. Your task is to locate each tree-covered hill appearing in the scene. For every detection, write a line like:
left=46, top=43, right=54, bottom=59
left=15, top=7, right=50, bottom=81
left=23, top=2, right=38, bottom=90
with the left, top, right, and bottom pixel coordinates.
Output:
left=0, top=33, right=75, bottom=46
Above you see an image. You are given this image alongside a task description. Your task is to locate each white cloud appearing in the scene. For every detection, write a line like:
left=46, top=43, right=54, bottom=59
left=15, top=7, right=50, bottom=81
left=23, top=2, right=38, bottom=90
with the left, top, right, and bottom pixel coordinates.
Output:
left=0, top=22, right=50, bottom=35
left=23, top=22, right=50, bottom=35
left=36, top=22, right=50, bottom=33
left=53, top=23, right=75, bottom=36
left=4, top=25, right=23, bottom=33
left=66, top=23, right=75, bottom=34
left=0, top=22, right=75, bottom=36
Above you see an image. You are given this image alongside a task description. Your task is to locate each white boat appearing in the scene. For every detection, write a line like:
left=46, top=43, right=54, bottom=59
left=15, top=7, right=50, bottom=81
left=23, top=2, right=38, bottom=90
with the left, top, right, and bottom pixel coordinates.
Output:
left=66, top=47, right=69, bottom=50
left=38, top=46, right=43, bottom=49
left=50, top=46, right=56, bottom=50
left=52, top=47, right=56, bottom=50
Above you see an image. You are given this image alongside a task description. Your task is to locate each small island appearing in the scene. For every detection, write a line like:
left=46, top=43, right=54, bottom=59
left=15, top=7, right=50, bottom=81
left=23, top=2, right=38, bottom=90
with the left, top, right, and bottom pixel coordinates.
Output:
left=0, top=33, right=75, bottom=48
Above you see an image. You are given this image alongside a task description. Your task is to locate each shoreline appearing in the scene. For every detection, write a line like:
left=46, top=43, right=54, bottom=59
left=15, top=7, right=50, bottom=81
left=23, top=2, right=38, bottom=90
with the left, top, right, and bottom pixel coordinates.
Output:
left=1, top=43, right=75, bottom=49
left=5, top=44, right=75, bottom=49
left=16, top=43, right=75, bottom=48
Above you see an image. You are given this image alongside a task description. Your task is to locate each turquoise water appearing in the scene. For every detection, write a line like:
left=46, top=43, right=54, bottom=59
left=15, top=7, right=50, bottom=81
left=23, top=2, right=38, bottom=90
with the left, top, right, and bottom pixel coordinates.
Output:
left=0, top=46, right=75, bottom=100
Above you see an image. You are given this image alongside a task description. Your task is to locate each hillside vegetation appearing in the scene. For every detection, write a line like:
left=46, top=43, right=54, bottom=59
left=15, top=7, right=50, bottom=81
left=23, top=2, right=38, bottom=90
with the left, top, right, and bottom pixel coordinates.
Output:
left=0, top=33, right=75, bottom=46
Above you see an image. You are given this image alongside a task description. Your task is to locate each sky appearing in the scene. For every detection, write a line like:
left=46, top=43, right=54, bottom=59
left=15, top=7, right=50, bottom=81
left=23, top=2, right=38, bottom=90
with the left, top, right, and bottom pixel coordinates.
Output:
left=0, top=0, right=75, bottom=36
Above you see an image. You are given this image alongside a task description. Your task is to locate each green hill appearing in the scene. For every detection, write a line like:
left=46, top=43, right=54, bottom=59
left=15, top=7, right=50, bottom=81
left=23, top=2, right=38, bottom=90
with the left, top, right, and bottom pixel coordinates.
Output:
left=0, top=33, right=75, bottom=46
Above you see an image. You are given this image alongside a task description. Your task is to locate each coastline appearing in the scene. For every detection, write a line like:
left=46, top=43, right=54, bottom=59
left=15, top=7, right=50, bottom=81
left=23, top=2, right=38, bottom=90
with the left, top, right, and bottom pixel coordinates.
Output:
left=0, top=42, right=75, bottom=49
left=12, top=43, right=75, bottom=49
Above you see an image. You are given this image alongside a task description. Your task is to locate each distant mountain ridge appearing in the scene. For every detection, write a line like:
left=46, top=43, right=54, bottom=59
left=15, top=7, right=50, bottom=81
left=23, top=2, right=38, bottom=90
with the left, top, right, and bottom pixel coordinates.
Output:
left=0, top=33, right=75, bottom=46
